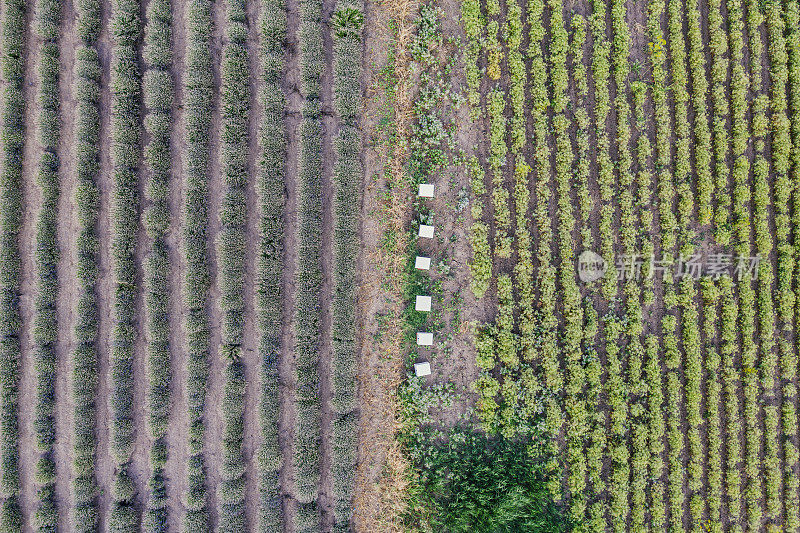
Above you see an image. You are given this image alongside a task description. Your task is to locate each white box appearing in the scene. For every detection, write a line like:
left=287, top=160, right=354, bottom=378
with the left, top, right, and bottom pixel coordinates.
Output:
left=414, top=362, right=431, bottom=377
left=418, top=183, right=435, bottom=197
left=415, top=295, right=431, bottom=311
left=416, top=332, right=433, bottom=346
left=419, top=225, right=435, bottom=238
left=415, top=256, right=431, bottom=270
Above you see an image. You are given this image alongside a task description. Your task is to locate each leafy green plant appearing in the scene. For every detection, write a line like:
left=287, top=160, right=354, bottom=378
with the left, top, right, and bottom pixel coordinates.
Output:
left=409, top=430, right=567, bottom=532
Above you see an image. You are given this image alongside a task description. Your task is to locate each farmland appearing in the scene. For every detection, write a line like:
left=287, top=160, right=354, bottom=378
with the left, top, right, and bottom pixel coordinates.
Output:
left=365, top=0, right=800, bottom=529
left=0, top=0, right=361, bottom=531
left=3, top=0, right=800, bottom=530
left=357, top=0, right=800, bottom=530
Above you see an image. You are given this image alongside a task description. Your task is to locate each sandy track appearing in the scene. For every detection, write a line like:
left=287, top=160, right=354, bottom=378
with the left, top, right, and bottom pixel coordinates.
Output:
left=54, top=1, right=79, bottom=528
left=317, top=0, right=337, bottom=527
left=93, top=0, right=116, bottom=526
left=132, top=0, right=155, bottom=520
left=202, top=0, right=226, bottom=528
left=19, top=2, right=43, bottom=529
left=243, top=0, right=265, bottom=529
left=165, top=0, right=190, bottom=529
left=280, top=0, right=302, bottom=527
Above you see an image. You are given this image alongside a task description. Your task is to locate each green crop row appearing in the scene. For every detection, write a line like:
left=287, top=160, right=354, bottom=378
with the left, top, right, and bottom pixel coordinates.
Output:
left=182, top=1, right=214, bottom=529
left=718, top=278, right=743, bottom=525
left=631, top=81, right=654, bottom=300
left=728, top=0, right=749, bottom=255
left=642, top=7, right=670, bottom=525
left=528, top=0, right=561, bottom=501
left=685, top=0, right=713, bottom=227
left=459, top=0, right=490, bottom=300
left=510, top=133, right=536, bottom=451
left=738, top=274, right=761, bottom=531
left=218, top=1, right=251, bottom=530
left=295, top=0, right=324, bottom=520
left=667, top=0, right=694, bottom=257
left=466, top=157, right=490, bottom=299
left=257, top=0, right=286, bottom=529
left=726, top=0, right=750, bottom=520
left=644, top=333, right=666, bottom=530
left=71, top=0, right=102, bottom=526
left=473, top=275, right=513, bottom=431
left=748, top=0, right=774, bottom=526
left=584, top=4, right=613, bottom=525
left=610, top=0, right=645, bottom=526
left=548, top=0, right=586, bottom=521
left=763, top=1, right=790, bottom=524
left=708, top=0, right=731, bottom=244
left=647, top=0, right=676, bottom=257
left=507, top=0, right=534, bottom=437
left=141, top=0, right=174, bottom=529
left=570, top=16, right=592, bottom=250
left=0, top=0, right=25, bottom=528
left=460, top=0, right=481, bottom=112
left=583, top=305, right=605, bottom=532
left=331, top=0, right=363, bottom=526
left=107, top=1, right=142, bottom=531
left=588, top=0, right=615, bottom=298
left=679, top=278, right=703, bottom=528
left=786, top=2, right=800, bottom=528
left=631, top=82, right=653, bottom=533
left=294, top=0, right=324, bottom=527
left=486, top=89, right=511, bottom=258
left=31, top=0, right=61, bottom=530
left=662, top=299, right=684, bottom=531
left=294, top=116, right=322, bottom=524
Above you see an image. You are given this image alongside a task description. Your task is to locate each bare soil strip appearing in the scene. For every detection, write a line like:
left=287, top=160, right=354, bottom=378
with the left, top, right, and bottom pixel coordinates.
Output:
left=93, top=0, right=116, bottom=526
left=280, top=0, right=302, bottom=527
left=203, top=0, right=226, bottom=527
left=165, top=0, right=190, bottom=529
left=19, top=2, right=43, bottom=528
left=243, top=0, right=264, bottom=529
left=133, top=0, right=155, bottom=519
left=353, top=0, right=416, bottom=529
left=54, top=1, right=79, bottom=526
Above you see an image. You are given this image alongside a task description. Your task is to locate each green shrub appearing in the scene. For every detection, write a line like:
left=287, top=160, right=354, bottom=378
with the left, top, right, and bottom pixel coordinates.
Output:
left=258, top=3, right=286, bottom=527
left=181, top=2, right=214, bottom=527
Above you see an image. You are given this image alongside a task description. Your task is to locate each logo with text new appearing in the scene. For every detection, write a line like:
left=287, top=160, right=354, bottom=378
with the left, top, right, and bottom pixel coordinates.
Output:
left=577, top=250, right=607, bottom=283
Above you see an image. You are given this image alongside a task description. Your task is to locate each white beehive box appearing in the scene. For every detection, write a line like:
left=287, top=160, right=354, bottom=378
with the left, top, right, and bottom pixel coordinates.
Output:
left=415, top=256, right=431, bottom=270
left=415, top=295, right=431, bottom=312
left=414, top=362, right=431, bottom=377
left=418, top=183, right=435, bottom=198
left=419, top=225, right=435, bottom=238
left=416, top=332, right=433, bottom=346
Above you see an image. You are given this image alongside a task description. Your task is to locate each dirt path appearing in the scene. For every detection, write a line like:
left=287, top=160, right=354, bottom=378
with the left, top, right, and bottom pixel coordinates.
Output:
left=18, top=3, right=43, bottom=529
left=203, top=0, right=226, bottom=527
left=352, top=0, right=417, bottom=529
left=54, top=1, right=79, bottom=527
left=132, top=0, right=154, bottom=519
left=93, top=0, right=116, bottom=526
left=165, top=0, right=190, bottom=529
left=280, top=0, right=302, bottom=527
left=282, top=6, right=303, bottom=533
left=243, top=0, right=264, bottom=529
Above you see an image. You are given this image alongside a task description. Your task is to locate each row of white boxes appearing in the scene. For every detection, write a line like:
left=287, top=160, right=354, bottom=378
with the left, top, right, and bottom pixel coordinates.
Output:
left=414, top=184, right=435, bottom=378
